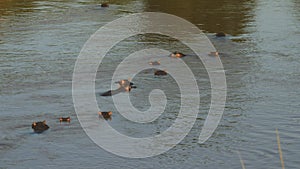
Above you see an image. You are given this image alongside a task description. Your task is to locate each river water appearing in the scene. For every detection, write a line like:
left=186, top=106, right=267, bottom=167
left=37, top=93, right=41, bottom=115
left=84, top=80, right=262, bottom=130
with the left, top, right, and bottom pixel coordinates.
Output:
left=0, top=0, right=299, bottom=168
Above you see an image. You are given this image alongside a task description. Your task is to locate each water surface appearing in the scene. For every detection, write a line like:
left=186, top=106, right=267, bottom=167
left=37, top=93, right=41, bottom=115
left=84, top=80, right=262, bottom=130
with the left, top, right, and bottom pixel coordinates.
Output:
left=0, top=0, right=299, bottom=168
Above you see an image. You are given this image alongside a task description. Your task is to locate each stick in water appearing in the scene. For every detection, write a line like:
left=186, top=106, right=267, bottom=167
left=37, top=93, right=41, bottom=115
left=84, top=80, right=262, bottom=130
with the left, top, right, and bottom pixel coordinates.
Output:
left=237, top=151, right=246, bottom=169
left=276, top=128, right=285, bottom=169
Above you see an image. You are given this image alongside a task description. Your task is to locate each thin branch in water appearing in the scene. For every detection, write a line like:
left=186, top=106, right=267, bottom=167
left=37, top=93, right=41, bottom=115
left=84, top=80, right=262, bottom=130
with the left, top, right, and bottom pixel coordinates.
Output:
left=237, top=151, right=246, bottom=169
left=276, top=128, right=285, bottom=169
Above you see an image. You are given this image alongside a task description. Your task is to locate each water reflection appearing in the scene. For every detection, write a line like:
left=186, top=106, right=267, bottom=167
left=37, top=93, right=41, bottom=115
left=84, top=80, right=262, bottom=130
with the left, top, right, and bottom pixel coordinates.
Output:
left=144, top=0, right=256, bottom=36
left=0, top=0, right=35, bottom=16
left=292, top=0, right=300, bottom=22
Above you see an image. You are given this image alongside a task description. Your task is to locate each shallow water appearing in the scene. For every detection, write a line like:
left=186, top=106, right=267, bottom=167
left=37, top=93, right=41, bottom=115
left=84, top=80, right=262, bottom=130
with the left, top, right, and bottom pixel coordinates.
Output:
left=1, top=0, right=300, bottom=168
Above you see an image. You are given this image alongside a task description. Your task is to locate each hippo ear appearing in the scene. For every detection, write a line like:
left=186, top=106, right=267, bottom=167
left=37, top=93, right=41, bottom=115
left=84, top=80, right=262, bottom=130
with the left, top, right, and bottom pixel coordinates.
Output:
left=33, top=122, right=36, bottom=126
left=98, top=112, right=102, bottom=115
left=109, top=111, right=112, bottom=115
left=43, top=120, right=46, bottom=124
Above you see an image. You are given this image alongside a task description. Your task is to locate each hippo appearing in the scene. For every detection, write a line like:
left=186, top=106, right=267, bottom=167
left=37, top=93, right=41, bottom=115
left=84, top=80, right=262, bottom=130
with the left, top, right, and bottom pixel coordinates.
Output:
left=170, top=51, right=186, bottom=58
left=59, top=117, right=71, bottom=123
left=209, top=51, right=219, bottom=56
left=100, top=79, right=136, bottom=96
left=100, top=90, right=113, bottom=96
left=32, top=120, right=49, bottom=133
left=215, top=32, right=226, bottom=37
left=154, top=70, right=167, bottom=76
left=149, top=61, right=161, bottom=65
left=116, top=79, right=135, bottom=88
left=98, top=111, right=112, bottom=120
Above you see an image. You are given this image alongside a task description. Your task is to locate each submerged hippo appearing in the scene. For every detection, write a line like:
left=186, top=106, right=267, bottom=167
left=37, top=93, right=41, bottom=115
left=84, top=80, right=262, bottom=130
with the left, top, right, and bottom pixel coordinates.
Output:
left=215, top=32, right=226, bottom=37
left=154, top=70, right=167, bottom=76
left=100, top=3, right=109, bottom=7
left=98, top=111, right=112, bottom=120
left=116, top=79, right=135, bottom=88
left=170, top=51, right=186, bottom=58
left=209, top=51, right=219, bottom=56
left=100, top=90, right=113, bottom=96
left=100, top=79, right=136, bottom=96
left=59, top=117, right=71, bottom=123
left=149, top=61, right=160, bottom=65
left=32, top=120, right=49, bottom=133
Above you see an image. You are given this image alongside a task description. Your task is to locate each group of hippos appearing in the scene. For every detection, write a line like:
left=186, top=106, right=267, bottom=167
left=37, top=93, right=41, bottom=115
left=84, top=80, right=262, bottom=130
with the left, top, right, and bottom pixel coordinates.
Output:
left=31, top=112, right=114, bottom=133
left=31, top=117, right=70, bottom=133
left=99, top=51, right=189, bottom=96
left=31, top=11, right=226, bottom=133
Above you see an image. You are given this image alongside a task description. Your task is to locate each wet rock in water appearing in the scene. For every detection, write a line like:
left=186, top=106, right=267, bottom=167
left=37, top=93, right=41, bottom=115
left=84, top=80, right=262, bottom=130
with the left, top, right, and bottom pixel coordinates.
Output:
left=59, top=117, right=71, bottom=123
left=98, top=111, right=112, bottom=120
left=154, top=70, right=167, bottom=76
left=215, top=32, right=226, bottom=37
left=170, top=51, right=186, bottom=58
left=32, top=120, right=49, bottom=133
